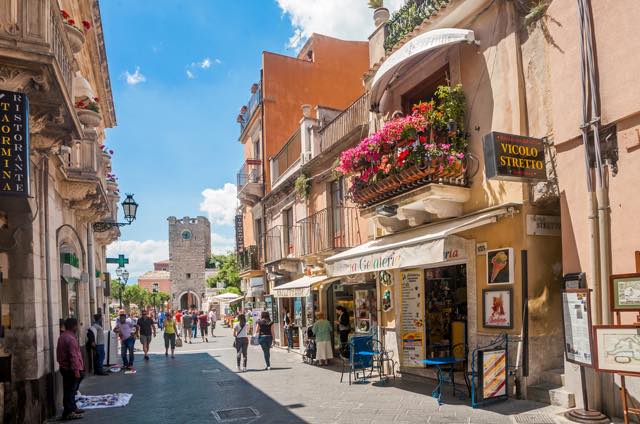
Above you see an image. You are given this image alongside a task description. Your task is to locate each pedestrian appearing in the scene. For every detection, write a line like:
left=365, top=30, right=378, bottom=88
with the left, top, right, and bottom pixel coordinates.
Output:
left=163, top=312, right=177, bottom=358
left=181, top=310, right=193, bottom=343
left=255, top=311, right=275, bottom=370
left=175, top=309, right=182, bottom=334
left=335, top=305, right=350, bottom=357
left=113, top=310, right=137, bottom=370
left=56, top=317, right=84, bottom=420
left=198, top=310, right=209, bottom=342
left=158, top=310, right=165, bottom=331
left=191, top=309, right=198, bottom=339
left=88, top=314, right=108, bottom=375
left=312, top=312, right=333, bottom=366
left=138, top=309, right=156, bottom=360
left=233, top=313, right=249, bottom=372
left=283, top=307, right=294, bottom=352
left=208, top=308, right=217, bottom=337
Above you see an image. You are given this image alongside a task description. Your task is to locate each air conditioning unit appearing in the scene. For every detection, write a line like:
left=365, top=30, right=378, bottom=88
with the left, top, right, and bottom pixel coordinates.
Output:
left=301, top=151, right=312, bottom=163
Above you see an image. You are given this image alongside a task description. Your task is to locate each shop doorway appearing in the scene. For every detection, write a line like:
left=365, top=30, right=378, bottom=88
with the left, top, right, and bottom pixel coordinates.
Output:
left=425, top=264, right=467, bottom=358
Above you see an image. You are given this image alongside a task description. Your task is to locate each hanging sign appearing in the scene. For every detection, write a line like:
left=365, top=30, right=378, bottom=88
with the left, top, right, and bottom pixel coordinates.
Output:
left=561, top=289, right=594, bottom=367
left=399, top=269, right=425, bottom=367
left=0, top=90, right=29, bottom=197
left=482, top=132, right=547, bottom=182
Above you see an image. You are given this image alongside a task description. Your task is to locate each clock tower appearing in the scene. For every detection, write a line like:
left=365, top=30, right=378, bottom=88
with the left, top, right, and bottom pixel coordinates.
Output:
left=167, top=216, right=211, bottom=310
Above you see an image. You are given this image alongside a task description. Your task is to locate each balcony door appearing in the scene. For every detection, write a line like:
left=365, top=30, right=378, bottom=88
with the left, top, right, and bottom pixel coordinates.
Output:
left=284, top=208, right=294, bottom=256
left=330, top=178, right=345, bottom=248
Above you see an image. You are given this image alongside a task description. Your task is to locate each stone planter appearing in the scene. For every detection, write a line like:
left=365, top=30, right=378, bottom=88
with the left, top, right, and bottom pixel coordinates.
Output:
left=64, top=23, right=85, bottom=54
left=76, top=109, right=101, bottom=127
left=373, top=7, right=390, bottom=27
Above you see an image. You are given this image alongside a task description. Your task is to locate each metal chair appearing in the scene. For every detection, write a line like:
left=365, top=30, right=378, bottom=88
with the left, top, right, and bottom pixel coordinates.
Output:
left=340, top=335, right=373, bottom=385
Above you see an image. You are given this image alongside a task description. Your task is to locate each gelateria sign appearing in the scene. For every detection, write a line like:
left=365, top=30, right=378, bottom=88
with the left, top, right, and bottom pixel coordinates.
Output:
left=326, top=236, right=467, bottom=277
left=0, top=90, right=29, bottom=197
left=482, top=131, right=547, bottom=182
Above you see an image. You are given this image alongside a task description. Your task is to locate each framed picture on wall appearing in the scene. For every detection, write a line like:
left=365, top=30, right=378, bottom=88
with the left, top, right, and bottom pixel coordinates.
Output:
left=486, top=248, right=515, bottom=285
left=609, top=273, right=640, bottom=312
left=593, top=325, right=640, bottom=376
left=483, top=288, right=513, bottom=329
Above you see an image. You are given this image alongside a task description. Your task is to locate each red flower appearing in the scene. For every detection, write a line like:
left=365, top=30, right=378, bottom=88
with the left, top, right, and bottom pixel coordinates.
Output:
left=82, top=20, right=92, bottom=30
left=419, top=135, right=427, bottom=143
left=67, top=19, right=75, bottom=25
left=61, top=10, right=70, bottom=19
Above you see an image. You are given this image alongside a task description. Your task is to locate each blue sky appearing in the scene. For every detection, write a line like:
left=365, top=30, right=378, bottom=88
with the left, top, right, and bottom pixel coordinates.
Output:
left=103, top=0, right=401, bottom=279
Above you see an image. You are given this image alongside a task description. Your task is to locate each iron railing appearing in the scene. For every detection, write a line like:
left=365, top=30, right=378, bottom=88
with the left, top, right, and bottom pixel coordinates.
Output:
left=239, top=83, right=262, bottom=134
left=297, top=207, right=361, bottom=256
left=238, top=245, right=260, bottom=272
left=236, top=159, right=263, bottom=190
left=384, top=0, right=451, bottom=52
left=271, top=129, right=301, bottom=183
left=265, top=225, right=300, bottom=263
left=319, top=92, right=370, bottom=152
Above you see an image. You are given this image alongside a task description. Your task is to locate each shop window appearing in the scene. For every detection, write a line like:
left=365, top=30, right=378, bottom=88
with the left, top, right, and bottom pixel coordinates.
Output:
left=401, top=64, right=449, bottom=115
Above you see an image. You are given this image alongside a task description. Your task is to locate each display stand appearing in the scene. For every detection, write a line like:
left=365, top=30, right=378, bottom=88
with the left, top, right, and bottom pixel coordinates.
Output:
left=471, top=333, right=509, bottom=408
left=614, top=311, right=640, bottom=424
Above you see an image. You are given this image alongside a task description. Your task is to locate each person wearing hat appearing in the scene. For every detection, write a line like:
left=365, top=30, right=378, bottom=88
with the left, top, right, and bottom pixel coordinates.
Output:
left=114, top=310, right=137, bottom=370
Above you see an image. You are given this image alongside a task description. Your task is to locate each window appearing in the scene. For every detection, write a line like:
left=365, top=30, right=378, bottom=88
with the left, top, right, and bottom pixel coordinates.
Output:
left=401, top=64, right=449, bottom=114
left=284, top=208, right=294, bottom=255
left=186, top=273, right=191, bottom=279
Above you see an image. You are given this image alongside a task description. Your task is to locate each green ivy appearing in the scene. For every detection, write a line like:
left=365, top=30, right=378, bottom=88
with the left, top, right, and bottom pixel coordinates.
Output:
left=384, top=0, right=450, bottom=52
left=295, top=174, right=311, bottom=200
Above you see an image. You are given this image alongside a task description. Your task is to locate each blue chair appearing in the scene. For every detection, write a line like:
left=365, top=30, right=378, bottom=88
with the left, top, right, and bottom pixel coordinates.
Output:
left=340, top=335, right=373, bottom=385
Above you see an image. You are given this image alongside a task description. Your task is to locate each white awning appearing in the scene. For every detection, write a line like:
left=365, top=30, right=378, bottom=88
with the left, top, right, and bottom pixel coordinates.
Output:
left=370, top=28, right=476, bottom=110
left=272, top=275, right=339, bottom=298
left=325, top=206, right=514, bottom=277
left=213, top=293, right=244, bottom=303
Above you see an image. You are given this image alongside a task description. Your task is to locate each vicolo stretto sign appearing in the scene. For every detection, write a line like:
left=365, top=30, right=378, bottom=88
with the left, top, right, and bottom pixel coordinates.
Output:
left=482, top=131, right=547, bottom=182
left=0, top=89, right=29, bottom=196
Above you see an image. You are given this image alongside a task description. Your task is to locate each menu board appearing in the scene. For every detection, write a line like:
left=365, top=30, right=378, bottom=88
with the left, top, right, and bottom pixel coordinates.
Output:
left=400, top=270, right=425, bottom=367
left=479, top=349, right=508, bottom=401
left=562, top=289, right=593, bottom=367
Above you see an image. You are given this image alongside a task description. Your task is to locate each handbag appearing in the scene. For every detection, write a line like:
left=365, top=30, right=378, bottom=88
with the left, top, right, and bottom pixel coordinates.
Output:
left=251, top=335, right=260, bottom=346
left=175, top=336, right=183, bottom=347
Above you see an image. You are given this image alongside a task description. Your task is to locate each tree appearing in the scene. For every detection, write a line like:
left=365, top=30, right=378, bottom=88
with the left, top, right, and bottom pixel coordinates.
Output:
left=206, top=253, right=240, bottom=289
left=220, top=286, right=241, bottom=295
left=157, top=291, right=171, bottom=306
left=122, top=284, right=148, bottom=310
left=110, top=279, right=125, bottom=306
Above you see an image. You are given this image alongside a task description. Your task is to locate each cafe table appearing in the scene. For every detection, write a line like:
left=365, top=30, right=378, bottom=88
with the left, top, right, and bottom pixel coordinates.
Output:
left=422, top=357, right=467, bottom=405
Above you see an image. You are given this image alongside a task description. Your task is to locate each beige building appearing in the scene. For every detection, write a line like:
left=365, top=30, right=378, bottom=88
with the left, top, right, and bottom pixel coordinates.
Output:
left=0, top=0, right=121, bottom=422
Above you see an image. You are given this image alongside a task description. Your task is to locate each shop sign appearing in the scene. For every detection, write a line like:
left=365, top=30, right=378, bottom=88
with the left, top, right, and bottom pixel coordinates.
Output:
left=0, top=90, right=29, bottom=197
left=399, top=269, right=425, bottom=367
left=479, top=348, right=508, bottom=401
left=482, top=132, right=547, bottom=182
left=526, top=215, right=560, bottom=236
left=234, top=214, right=244, bottom=251
left=561, top=289, right=593, bottom=367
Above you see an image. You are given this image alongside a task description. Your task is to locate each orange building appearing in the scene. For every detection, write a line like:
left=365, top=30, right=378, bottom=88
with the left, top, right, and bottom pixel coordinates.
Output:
left=138, top=260, right=171, bottom=294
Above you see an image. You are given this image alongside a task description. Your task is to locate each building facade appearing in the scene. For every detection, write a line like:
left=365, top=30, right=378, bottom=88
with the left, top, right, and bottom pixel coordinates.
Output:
left=0, top=0, right=120, bottom=421
left=168, top=216, right=211, bottom=310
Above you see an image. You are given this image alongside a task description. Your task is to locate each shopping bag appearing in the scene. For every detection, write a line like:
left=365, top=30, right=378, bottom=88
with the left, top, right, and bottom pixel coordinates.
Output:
left=251, top=335, right=260, bottom=346
left=176, top=336, right=183, bottom=347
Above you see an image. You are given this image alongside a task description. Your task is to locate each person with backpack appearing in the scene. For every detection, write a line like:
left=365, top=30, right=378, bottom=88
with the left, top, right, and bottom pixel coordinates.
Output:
left=255, top=311, right=276, bottom=370
left=233, top=314, right=249, bottom=372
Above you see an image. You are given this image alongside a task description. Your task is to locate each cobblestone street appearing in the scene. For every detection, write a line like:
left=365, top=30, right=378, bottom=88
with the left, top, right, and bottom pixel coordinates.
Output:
left=76, top=326, right=572, bottom=424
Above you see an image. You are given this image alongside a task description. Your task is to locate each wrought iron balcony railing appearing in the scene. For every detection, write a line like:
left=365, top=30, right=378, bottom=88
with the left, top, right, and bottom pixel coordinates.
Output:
left=297, top=207, right=361, bottom=257
left=265, top=225, right=300, bottom=263
left=384, top=0, right=451, bottom=52
left=238, top=245, right=260, bottom=272
left=237, top=159, right=263, bottom=189
left=271, top=129, right=301, bottom=184
left=238, top=83, right=262, bottom=134
left=319, top=92, right=370, bottom=153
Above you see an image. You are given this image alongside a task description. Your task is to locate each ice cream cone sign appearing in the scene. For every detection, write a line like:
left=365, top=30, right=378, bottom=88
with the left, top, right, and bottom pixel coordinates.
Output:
left=487, top=248, right=514, bottom=285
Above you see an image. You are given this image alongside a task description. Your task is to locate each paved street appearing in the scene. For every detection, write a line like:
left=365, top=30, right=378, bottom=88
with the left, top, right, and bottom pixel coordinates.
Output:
left=76, top=325, right=572, bottom=424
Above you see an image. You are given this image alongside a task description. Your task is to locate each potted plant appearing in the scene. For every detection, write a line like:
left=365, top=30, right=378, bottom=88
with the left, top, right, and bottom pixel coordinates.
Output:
left=368, top=0, right=390, bottom=27
left=61, top=10, right=91, bottom=54
left=75, top=96, right=102, bottom=127
left=295, top=174, right=311, bottom=200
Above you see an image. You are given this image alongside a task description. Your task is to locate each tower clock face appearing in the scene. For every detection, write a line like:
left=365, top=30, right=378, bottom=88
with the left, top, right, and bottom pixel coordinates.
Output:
left=181, top=230, right=192, bottom=240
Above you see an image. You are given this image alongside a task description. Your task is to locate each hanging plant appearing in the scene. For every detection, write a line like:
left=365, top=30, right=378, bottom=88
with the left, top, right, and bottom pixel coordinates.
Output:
left=295, top=174, right=311, bottom=200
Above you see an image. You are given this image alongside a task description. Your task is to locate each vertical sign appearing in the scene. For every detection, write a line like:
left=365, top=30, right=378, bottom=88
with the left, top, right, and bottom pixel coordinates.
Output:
left=235, top=214, right=244, bottom=251
left=399, top=269, right=425, bottom=367
left=0, top=90, right=29, bottom=196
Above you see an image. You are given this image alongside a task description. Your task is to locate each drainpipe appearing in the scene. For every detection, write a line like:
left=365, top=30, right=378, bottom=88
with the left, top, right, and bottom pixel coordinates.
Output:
left=43, top=156, right=57, bottom=411
left=87, top=224, right=96, bottom=317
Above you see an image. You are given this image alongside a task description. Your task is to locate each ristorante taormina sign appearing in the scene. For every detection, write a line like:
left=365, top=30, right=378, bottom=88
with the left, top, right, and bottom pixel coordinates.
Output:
left=0, top=90, right=29, bottom=197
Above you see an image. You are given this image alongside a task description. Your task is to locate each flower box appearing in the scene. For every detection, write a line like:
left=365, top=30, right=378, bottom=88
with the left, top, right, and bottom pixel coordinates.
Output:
left=64, top=23, right=85, bottom=54
left=77, top=109, right=101, bottom=127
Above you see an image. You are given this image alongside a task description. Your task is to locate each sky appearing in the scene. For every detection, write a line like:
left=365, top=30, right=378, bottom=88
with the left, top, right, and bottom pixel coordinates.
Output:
left=103, top=0, right=404, bottom=280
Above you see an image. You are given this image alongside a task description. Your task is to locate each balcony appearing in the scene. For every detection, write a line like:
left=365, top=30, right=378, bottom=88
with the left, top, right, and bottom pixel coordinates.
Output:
left=297, top=207, right=361, bottom=258
left=384, top=0, right=451, bottom=52
left=237, top=159, right=263, bottom=207
left=319, top=92, right=370, bottom=153
left=271, top=129, right=301, bottom=187
left=238, top=245, right=261, bottom=273
left=265, top=225, right=300, bottom=264
left=237, top=82, right=262, bottom=136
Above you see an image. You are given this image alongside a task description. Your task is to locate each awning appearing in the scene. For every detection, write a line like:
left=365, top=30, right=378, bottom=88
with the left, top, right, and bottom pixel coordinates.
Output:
left=370, top=28, right=476, bottom=110
left=213, top=293, right=244, bottom=303
left=325, top=206, right=514, bottom=277
left=272, top=275, right=339, bottom=298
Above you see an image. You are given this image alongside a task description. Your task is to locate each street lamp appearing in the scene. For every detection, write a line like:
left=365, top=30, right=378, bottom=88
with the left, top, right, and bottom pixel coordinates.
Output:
left=116, top=267, right=129, bottom=308
left=93, top=194, right=139, bottom=232
left=152, top=282, right=158, bottom=312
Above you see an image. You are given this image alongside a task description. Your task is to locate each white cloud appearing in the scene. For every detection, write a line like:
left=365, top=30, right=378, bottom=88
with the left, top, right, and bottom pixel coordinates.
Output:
left=276, top=0, right=404, bottom=49
left=199, top=183, right=237, bottom=226
left=211, top=232, right=235, bottom=254
left=200, top=58, right=212, bottom=69
left=215, top=58, right=222, bottom=64
left=124, top=66, right=146, bottom=85
left=106, top=239, right=168, bottom=280
left=186, top=69, right=195, bottom=79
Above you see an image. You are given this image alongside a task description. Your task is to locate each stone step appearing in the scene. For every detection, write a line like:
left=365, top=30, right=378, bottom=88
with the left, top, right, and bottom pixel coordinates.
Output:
left=527, top=382, right=576, bottom=408
left=540, top=368, right=565, bottom=386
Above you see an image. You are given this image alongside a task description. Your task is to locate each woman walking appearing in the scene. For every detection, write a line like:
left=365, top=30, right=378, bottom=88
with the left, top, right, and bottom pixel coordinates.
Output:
left=163, top=313, right=177, bottom=358
left=312, top=312, right=333, bottom=366
left=233, top=314, right=249, bottom=372
left=335, top=306, right=350, bottom=357
left=255, top=311, right=275, bottom=370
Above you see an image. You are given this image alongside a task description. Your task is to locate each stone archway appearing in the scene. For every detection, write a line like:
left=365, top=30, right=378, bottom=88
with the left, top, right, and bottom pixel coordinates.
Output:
left=178, top=291, right=200, bottom=310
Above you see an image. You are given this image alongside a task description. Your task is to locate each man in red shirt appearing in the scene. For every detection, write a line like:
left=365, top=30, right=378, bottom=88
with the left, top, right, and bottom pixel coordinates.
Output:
left=198, top=311, right=209, bottom=343
left=175, top=310, right=182, bottom=334
left=56, top=317, right=84, bottom=420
